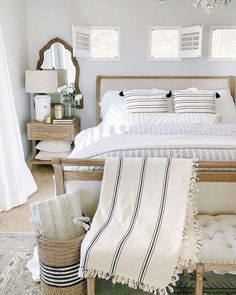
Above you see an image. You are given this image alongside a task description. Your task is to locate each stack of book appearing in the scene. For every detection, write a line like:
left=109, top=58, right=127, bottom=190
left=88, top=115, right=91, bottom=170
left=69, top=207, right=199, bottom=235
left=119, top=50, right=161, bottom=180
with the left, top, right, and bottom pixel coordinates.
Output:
left=53, top=116, right=78, bottom=125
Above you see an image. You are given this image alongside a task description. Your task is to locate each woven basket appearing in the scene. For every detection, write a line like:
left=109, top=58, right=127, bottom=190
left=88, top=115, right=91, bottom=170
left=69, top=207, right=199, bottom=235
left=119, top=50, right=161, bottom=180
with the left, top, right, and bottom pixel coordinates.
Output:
left=37, top=235, right=87, bottom=295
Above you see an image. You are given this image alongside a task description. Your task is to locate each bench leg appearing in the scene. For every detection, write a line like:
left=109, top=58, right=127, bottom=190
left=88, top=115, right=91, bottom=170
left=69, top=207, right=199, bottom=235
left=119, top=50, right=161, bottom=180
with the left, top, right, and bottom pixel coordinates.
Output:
left=182, top=269, right=188, bottom=278
left=195, top=263, right=204, bottom=295
left=87, top=277, right=95, bottom=295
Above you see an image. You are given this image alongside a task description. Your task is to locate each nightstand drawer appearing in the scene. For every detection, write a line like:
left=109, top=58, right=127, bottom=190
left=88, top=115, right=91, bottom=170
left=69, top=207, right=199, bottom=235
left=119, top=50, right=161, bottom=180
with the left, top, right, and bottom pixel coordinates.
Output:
left=29, top=130, right=72, bottom=140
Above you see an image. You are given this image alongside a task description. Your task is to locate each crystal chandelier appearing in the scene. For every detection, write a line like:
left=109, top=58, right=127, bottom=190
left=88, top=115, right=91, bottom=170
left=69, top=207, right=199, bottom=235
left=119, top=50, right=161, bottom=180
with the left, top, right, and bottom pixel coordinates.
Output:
left=193, top=0, right=231, bottom=14
left=159, top=0, right=231, bottom=14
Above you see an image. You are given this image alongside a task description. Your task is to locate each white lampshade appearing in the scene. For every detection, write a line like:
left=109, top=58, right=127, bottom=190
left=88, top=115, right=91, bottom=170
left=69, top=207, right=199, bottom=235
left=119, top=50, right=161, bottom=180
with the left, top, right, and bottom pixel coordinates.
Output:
left=25, top=70, right=67, bottom=94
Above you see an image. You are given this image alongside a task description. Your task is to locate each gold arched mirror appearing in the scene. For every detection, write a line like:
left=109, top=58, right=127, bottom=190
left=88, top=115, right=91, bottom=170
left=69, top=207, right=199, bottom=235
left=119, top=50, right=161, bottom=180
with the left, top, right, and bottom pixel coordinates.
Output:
left=37, top=38, right=83, bottom=109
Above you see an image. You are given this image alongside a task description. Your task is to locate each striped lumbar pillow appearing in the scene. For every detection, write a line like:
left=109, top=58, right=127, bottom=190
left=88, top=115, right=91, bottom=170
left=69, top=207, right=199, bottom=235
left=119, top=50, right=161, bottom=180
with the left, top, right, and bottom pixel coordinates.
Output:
left=173, top=91, right=216, bottom=114
left=123, top=89, right=169, bottom=113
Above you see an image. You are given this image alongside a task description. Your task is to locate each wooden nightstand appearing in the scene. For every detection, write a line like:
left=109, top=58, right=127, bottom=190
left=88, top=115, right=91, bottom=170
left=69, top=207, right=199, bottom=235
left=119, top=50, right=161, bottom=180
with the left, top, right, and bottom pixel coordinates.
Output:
left=27, top=118, right=80, bottom=169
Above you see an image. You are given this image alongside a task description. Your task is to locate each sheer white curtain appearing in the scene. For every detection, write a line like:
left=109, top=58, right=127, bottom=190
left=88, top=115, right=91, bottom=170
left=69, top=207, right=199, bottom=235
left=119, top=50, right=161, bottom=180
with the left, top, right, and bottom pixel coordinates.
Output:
left=0, top=28, right=37, bottom=212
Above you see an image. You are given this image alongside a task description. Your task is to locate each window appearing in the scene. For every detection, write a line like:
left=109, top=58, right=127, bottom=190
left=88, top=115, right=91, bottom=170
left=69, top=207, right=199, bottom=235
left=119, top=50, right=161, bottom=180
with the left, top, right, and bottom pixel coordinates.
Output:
left=72, top=25, right=121, bottom=60
left=91, top=27, right=121, bottom=60
left=210, top=26, right=236, bottom=60
left=148, top=26, right=202, bottom=61
left=148, top=26, right=180, bottom=60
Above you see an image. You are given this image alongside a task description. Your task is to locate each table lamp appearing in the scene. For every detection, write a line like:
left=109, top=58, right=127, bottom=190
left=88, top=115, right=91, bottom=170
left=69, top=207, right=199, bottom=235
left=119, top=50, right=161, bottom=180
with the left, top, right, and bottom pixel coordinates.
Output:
left=25, top=70, right=67, bottom=122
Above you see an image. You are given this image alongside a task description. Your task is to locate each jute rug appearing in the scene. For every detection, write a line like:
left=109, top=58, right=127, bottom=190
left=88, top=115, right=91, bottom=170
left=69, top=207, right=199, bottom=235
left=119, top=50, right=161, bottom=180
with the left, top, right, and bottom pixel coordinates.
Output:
left=1, top=232, right=236, bottom=295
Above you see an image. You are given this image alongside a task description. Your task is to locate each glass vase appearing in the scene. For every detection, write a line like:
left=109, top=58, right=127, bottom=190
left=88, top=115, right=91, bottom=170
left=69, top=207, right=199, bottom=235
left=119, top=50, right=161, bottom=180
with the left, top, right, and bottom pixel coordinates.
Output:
left=62, top=100, right=76, bottom=117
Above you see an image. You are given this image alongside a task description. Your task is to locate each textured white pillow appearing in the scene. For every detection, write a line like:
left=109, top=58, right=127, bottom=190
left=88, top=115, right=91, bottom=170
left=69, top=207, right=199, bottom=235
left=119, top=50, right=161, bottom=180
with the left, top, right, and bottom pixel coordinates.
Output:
left=123, top=89, right=169, bottom=114
left=100, top=88, right=236, bottom=125
left=101, top=105, right=125, bottom=126
left=172, top=90, right=216, bottom=114
left=99, top=90, right=125, bottom=119
left=215, top=90, right=236, bottom=123
left=171, top=88, right=236, bottom=123
left=124, top=113, right=220, bottom=127
left=30, top=190, right=85, bottom=241
left=100, top=89, right=170, bottom=126
left=36, top=150, right=71, bottom=160
left=36, top=140, right=72, bottom=152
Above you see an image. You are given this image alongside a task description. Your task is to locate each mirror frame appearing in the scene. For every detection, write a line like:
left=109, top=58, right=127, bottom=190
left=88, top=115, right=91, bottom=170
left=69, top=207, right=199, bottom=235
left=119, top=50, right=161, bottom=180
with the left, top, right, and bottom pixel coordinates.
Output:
left=36, top=37, right=83, bottom=109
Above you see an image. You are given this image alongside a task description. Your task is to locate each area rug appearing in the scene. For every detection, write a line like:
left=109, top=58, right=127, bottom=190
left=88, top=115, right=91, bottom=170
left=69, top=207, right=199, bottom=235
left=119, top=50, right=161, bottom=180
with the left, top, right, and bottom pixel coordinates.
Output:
left=0, top=232, right=41, bottom=295
left=1, top=232, right=236, bottom=295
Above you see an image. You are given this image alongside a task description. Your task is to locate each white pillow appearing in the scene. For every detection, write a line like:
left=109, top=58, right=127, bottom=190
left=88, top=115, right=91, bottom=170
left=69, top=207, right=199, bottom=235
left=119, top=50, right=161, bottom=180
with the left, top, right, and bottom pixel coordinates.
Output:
left=217, top=88, right=231, bottom=97
left=36, top=140, right=72, bottom=152
left=99, top=90, right=125, bottom=119
left=171, top=88, right=236, bottom=123
left=124, top=113, right=220, bottom=127
left=31, top=190, right=85, bottom=240
left=101, top=105, right=125, bottom=126
left=123, top=89, right=169, bottom=114
left=123, top=88, right=168, bottom=95
left=100, top=88, right=236, bottom=125
left=172, top=90, right=216, bottom=114
left=100, top=89, right=170, bottom=126
left=36, top=150, right=71, bottom=161
left=215, top=89, right=236, bottom=123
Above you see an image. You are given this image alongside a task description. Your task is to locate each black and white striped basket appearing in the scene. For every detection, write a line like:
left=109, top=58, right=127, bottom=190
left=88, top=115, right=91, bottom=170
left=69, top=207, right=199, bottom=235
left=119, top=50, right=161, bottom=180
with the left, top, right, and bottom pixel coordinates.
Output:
left=37, top=235, right=87, bottom=295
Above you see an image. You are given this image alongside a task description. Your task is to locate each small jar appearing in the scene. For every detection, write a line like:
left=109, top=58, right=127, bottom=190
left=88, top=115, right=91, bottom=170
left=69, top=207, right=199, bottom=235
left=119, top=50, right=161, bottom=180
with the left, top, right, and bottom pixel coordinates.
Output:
left=45, top=115, right=52, bottom=124
left=54, top=104, right=64, bottom=119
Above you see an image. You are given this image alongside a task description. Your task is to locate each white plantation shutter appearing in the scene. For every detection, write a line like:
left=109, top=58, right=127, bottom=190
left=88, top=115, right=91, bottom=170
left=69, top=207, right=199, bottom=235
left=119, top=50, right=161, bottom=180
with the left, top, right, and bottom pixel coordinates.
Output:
left=72, top=25, right=90, bottom=58
left=179, top=25, right=203, bottom=58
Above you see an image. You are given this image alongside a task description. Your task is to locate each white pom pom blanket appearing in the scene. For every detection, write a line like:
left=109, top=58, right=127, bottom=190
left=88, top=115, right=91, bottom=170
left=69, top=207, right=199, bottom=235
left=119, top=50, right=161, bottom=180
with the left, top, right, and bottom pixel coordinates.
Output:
left=79, top=157, right=200, bottom=294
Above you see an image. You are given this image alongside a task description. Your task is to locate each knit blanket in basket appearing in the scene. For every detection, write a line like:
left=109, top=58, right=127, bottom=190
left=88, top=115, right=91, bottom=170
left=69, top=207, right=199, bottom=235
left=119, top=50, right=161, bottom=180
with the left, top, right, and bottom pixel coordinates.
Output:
left=79, top=157, right=200, bottom=294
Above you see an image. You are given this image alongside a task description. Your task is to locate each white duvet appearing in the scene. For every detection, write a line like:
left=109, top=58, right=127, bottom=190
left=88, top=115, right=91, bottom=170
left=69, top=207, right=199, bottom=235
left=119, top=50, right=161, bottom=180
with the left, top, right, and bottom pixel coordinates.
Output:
left=71, top=133, right=236, bottom=159
left=70, top=123, right=236, bottom=160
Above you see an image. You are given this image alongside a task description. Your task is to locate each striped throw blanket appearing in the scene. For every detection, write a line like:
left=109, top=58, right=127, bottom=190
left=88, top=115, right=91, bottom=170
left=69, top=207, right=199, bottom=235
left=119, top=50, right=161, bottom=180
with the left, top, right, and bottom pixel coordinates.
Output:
left=79, top=157, right=200, bottom=294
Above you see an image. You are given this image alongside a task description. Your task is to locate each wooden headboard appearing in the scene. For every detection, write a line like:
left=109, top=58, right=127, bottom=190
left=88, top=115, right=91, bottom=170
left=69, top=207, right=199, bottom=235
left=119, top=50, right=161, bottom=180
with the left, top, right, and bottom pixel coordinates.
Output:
left=96, top=75, right=235, bottom=125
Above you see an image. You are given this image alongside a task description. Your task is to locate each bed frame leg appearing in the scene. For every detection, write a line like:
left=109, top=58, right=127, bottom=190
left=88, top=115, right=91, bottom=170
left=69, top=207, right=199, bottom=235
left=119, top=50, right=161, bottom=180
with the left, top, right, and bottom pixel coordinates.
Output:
left=195, top=263, right=204, bottom=295
left=87, top=277, right=95, bottom=295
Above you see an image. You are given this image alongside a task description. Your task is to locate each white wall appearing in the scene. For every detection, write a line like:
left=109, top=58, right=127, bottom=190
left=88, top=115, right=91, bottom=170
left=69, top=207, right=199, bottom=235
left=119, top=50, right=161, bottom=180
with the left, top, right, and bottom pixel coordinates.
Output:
left=0, top=0, right=31, bottom=158
left=26, top=0, right=236, bottom=129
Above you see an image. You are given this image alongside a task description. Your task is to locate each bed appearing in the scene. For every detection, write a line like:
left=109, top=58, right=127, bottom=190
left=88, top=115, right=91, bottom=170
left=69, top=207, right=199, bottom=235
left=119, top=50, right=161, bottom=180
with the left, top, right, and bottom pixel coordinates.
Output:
left=52, top=76, right=236, bottom=295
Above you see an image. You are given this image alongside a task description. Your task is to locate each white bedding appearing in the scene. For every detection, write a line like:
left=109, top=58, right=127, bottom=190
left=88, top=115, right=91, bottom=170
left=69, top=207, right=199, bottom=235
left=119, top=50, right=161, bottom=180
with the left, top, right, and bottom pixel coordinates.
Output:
left=71, top=123, right=236, bottom=161
left=71, top=133, right=236, bottom=159
left=67, top=123, right=236, bottom=218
